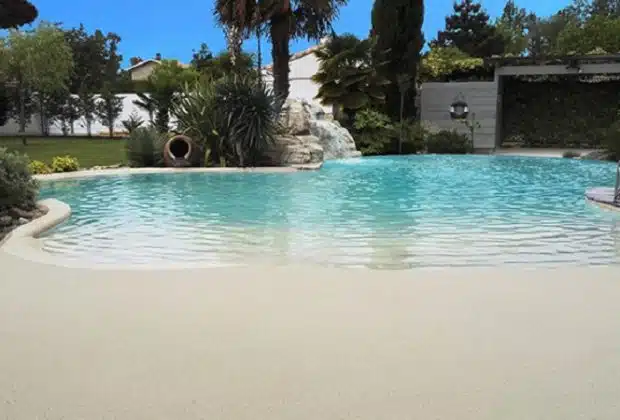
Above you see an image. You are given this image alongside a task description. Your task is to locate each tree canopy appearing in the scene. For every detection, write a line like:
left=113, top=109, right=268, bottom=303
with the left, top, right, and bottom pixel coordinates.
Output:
left=312, top=34, right=389, bottom=121
left=435, top=0, right=505, bottom=58
left=0, top=0, right=38, bottom=29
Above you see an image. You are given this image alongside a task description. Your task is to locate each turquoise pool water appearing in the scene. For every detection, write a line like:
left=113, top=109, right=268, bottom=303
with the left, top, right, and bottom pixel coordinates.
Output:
left=39, top=155, right=620, bottom=268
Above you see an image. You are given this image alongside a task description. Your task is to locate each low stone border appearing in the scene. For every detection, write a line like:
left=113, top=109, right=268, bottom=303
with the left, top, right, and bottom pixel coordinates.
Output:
left=34, top=163, right=323, bottom=181
left=0, top=199, right=71, bottom=257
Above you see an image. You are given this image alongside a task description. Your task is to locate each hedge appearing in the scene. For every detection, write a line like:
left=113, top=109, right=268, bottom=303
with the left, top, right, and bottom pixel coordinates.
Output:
left=501, top=76, right=620, bottom=148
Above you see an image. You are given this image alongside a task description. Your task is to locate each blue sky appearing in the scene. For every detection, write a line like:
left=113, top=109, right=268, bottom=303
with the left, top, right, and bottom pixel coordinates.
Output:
left=28, top=0, right=572, bottom=67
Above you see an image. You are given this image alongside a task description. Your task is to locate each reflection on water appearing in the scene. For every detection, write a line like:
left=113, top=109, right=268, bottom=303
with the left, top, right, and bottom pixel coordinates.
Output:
left=38, top=155, right=620, bottom=268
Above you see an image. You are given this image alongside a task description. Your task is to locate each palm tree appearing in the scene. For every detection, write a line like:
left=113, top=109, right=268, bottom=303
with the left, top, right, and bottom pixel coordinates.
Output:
left=266, top=0, right=348, bottom=100
left=215, top=0, right=349, bottom=100
left=312, top=34, right=389, bottom=123
left=214, top=0, right=257, bottom=66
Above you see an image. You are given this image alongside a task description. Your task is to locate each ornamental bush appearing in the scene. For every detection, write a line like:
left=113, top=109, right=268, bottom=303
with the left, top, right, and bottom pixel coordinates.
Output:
left=28, top=160, right=52, bottom=174
left=0, top=147, right=38, bottom=212
left=426, top=130, right=472, bottom=154
left=125, top=126, right=166, bottom=167
left=51, top=155, right=80, bottom=172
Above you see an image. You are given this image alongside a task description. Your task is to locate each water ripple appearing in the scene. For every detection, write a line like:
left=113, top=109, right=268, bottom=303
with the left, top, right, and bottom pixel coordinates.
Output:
left=37, top=155, right=620, bottom=268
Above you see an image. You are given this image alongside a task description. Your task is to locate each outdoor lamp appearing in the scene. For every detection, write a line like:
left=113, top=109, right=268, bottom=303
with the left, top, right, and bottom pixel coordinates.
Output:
left=450, top=100, right=469, bottom=120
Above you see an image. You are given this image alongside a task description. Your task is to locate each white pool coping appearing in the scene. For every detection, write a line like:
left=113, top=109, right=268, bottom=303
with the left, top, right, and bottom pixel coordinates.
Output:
left=33, top=163, right=323, bottom=181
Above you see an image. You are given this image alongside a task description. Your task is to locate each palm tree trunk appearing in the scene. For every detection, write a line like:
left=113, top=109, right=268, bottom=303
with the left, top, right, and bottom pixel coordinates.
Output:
left=256, top=25, right=262, bottom=78
left=225, top=24, right=243, bottom=66
left=270, top=12, right=291, bottom=100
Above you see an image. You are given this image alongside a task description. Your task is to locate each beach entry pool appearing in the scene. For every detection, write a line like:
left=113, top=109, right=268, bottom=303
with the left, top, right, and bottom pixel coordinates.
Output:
left=38, top=155, right=620, bottom=268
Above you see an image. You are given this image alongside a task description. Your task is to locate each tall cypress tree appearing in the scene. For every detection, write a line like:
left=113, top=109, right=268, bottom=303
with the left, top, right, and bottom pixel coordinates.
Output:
left=371, top=0, right=424, bottom=121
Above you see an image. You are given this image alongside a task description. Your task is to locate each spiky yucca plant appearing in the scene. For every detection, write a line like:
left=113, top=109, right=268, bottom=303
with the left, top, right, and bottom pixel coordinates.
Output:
left=171, top=77, right=221, bottom=166
left=215, top=75, right=282, bottom=167
left=125, top=126, right=166, bottom=167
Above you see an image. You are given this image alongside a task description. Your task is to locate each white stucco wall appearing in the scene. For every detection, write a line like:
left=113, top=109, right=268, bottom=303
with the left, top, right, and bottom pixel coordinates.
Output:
left=0, top=50, right=332, bottom=136
left=262, top=53, right=333, bottom=113
left=0, top=94, right=155, bottom=137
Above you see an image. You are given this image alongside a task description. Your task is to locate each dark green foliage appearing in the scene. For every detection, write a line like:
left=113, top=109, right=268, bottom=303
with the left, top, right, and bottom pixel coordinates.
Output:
left=215, top=0, right=348, bottom=99
left=172, top=78, right=221, bottom=166
left=63, top=25, right=123, bottom=93
left=215, top=76, right=281, bottom=167
left=601, top=119, right=620, bottom=160
left=435, top=0, right=505, bottom=58
left=371, top=0, right=424, bottom=121
left=58, top=95, right=81, bottom=135
left=426, top=130, right=473, bottom=154
left=0, top=147, right=38, bottom=212
left=0, top=0, right=37, bottom=29
left=397, top=119, right=427, bottom=154
left=352, top=109, right=396, bottom=155
left=139, top=60, right=199, bottom=133
left=495, top=0, right=529, bottom=55
left=125, top=126, right=165, bottom=167
left=313, top=34, right=390, bottom=122
left=121, top=112, right=144, bottom=134
left=501, top=78, right=620, bottom=148
left=195, top=50, right=256, bottom=80
left=190, top=43, right=215, bottom=71
left=0, top=85, right=10, bottom=127
left=94, top=89, right=123, bottom=137
left=77, top=90, right=96, bottom=137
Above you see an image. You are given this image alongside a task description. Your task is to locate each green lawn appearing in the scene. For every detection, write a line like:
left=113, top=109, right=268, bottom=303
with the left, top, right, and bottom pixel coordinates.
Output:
left=0, top=137, right=127, bottom=168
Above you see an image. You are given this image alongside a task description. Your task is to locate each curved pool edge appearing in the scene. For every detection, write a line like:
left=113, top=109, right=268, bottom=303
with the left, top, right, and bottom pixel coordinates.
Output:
left=1, top=199, right=72, bottom=260
left=33, top=163, right=323, bottom=182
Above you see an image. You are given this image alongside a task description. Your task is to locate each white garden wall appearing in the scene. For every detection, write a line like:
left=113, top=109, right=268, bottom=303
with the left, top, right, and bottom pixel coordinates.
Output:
left=0, top=94, right=154, bottom=137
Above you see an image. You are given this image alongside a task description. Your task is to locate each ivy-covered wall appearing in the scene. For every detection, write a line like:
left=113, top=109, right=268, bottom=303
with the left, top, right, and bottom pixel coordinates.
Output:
left=501, top=77, right=620, bottom=148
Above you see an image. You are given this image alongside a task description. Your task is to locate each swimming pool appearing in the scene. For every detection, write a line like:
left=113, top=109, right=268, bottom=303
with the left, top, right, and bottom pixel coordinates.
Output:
left=38, top=155, right=620, bottom=268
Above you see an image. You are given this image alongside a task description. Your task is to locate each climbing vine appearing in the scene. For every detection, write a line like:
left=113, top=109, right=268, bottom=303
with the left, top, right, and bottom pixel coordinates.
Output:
left=501, top=77, right=620, bottom=148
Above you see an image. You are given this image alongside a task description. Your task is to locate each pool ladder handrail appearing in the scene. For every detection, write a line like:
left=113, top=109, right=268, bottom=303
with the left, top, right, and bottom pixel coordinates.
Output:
left=615, top=160, right=620, bottom=204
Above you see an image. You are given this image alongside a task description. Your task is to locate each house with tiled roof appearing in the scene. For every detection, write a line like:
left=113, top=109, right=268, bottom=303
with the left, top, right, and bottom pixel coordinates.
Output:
left=126, top=53, right=189, bottom=81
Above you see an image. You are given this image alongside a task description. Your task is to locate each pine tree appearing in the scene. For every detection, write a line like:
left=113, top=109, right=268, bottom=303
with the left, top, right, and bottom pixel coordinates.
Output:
left=436, top=0, right=505, bottom=58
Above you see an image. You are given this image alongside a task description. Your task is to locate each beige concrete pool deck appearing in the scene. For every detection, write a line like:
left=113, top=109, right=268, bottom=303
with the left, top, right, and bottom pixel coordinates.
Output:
left=2, top=164, right=620, bottom=419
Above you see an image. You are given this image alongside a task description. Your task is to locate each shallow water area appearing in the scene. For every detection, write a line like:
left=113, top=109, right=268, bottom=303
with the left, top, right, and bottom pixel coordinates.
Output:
left=38, top=155, right=620, bottom=268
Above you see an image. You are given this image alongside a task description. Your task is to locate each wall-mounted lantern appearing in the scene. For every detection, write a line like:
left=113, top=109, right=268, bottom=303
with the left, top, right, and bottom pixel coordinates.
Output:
left=450, top=98, right=469, bottom=120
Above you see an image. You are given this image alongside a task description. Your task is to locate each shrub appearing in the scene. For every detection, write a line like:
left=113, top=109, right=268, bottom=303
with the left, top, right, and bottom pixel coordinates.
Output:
left=126, top=126, right=166, bottom=167
left=28, top=160, right=52, bottom=174
left=0, top=148, right=38, bottom=211
left=352, top=109, right=395, bottom=155
left=51, top=155, right=80, bottom=173
left=172, top=77, right=220, bottom=166
left=397, top=120, right=427, bottom=154
left=602, top=120, right=620, bottom=161
left=121, top=111, right=145, bottom=134
left=426, top=130, right=472, bottom=154
left=215, top=75, right=281, bottom=166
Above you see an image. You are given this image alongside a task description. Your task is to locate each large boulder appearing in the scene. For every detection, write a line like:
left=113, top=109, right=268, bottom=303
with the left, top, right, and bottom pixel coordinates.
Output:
left=262, top=134, right=324, bottom=166
left=281, top=99, right=361, bottom=160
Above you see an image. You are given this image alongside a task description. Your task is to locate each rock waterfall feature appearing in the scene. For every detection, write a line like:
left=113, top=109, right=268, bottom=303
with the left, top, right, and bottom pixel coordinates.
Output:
left=263, top=99, right=361, bottom=166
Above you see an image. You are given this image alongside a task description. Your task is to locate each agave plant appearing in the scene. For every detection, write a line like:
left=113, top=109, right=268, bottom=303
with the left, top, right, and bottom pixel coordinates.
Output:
left=215, top=75, right=282, bottom=167
left=121, top=111, right=144, bottom=134
left=171, top=77, right=221, bottom=166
